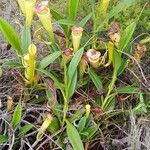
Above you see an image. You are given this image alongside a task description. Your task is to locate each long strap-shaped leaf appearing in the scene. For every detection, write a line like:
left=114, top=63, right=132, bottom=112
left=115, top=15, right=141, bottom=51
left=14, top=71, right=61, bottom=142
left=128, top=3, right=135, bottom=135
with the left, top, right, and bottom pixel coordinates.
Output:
left=108, top=0, right=135, bottom=20
left=89, top=69, right=103, bottom=89
left=119, top=22, right=136, bottom=51
left=21, top=25, right=31, bottom=53
left=66, top=120, right=84, bottom=150
left=39, top=51, right=61, bottom=69
left=11, top=101, right=22, bottom=128
left=67, top=47, right=84, bottom=98
left=0, top=135, right=8, bottom=144
left=0, top=17, right=23, bottom=57
left=37, top=68, right=65, bottom=97
left=68, top=0, right=80, bottom=21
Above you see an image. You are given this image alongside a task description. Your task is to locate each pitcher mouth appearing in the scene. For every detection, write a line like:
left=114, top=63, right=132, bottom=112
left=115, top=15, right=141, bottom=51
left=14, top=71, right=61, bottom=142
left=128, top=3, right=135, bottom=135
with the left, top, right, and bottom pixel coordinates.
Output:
left=36, top=7, right=49, bottom=16
left=34, top=1, right=49, bottom=15
left=86, top=49, right=101, bottom=62
left=71, top=26, right=83, bottom=36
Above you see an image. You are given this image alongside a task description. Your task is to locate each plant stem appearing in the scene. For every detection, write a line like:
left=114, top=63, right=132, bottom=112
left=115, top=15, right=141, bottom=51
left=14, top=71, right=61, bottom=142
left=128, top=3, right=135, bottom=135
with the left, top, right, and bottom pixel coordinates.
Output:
left=62, top=64, right=68, bottom=126
left=62, top=98, right=68, bottom=126
left=102, top=71, right=117, bottom=110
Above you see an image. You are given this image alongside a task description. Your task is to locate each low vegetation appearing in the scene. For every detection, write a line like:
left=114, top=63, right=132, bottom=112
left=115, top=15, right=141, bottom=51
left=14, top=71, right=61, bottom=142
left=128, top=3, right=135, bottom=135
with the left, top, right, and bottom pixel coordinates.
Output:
left=0, top=0, right=149, bottom=149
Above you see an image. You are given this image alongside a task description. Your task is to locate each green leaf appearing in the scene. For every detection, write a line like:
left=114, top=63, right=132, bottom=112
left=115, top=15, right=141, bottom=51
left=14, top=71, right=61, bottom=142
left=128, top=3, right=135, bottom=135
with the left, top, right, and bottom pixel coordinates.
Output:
left=37, top=68, right=65, bottom=96
left=69, top=110, right=82, bottom=123
left=139, top=94, right=147, bottom=112
left=39, top=51, right=61, bottom=69
left=68, top=0, right=80, bottom=21
left=77, top=117, right=86, bottom=132
left=89, top=69, right=103, bottom=89
left=2, top=61, right=23, bottom=68
left=50, top=9, right=64, bottom=20
left=67, top=48, right=84, bottom=98
left=117, top=86, right=139, bottom=94
left=68, top=70, right=78, bottom=98
left=133, top=94, right=147, bottom=115
left=56, top=19, right=76, bottom=26
left=113, top=50, right=122, bottom=73
left=119, top=22, right=136, bottom=51
left=0, top=135, right=8, bottom=144
left=143, top=9, right=150, bottom=15
left=67, top=48, right=84, bottom=84
left=50, top=43, right=61, bottom=52
left=66, top=120, right=84, bottom=150
left=21, top=25, right=31, bottom=53
left=117, top=59, right=127, bottom=76
left=52, top=105, right=62, bottom=123
left=85, top=125, right=98, bottom=139
left=0, top=17, right=23, bottom=56
left=11, top=101, right=22, bottom=128
left=108, top=0, right=135, bottom=20
left=18, top=124, right=33, bottom=137
left=50, top=9, right=68, bottom=36
left=106, top=50, right=121, bottom=97
left=79, top=13, right=92, bottom=27
left=47, top=117, right=60, bottom=133
left=117, top=44, right=132, bottom=75
left=103, top=97, right=116, bottom=112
